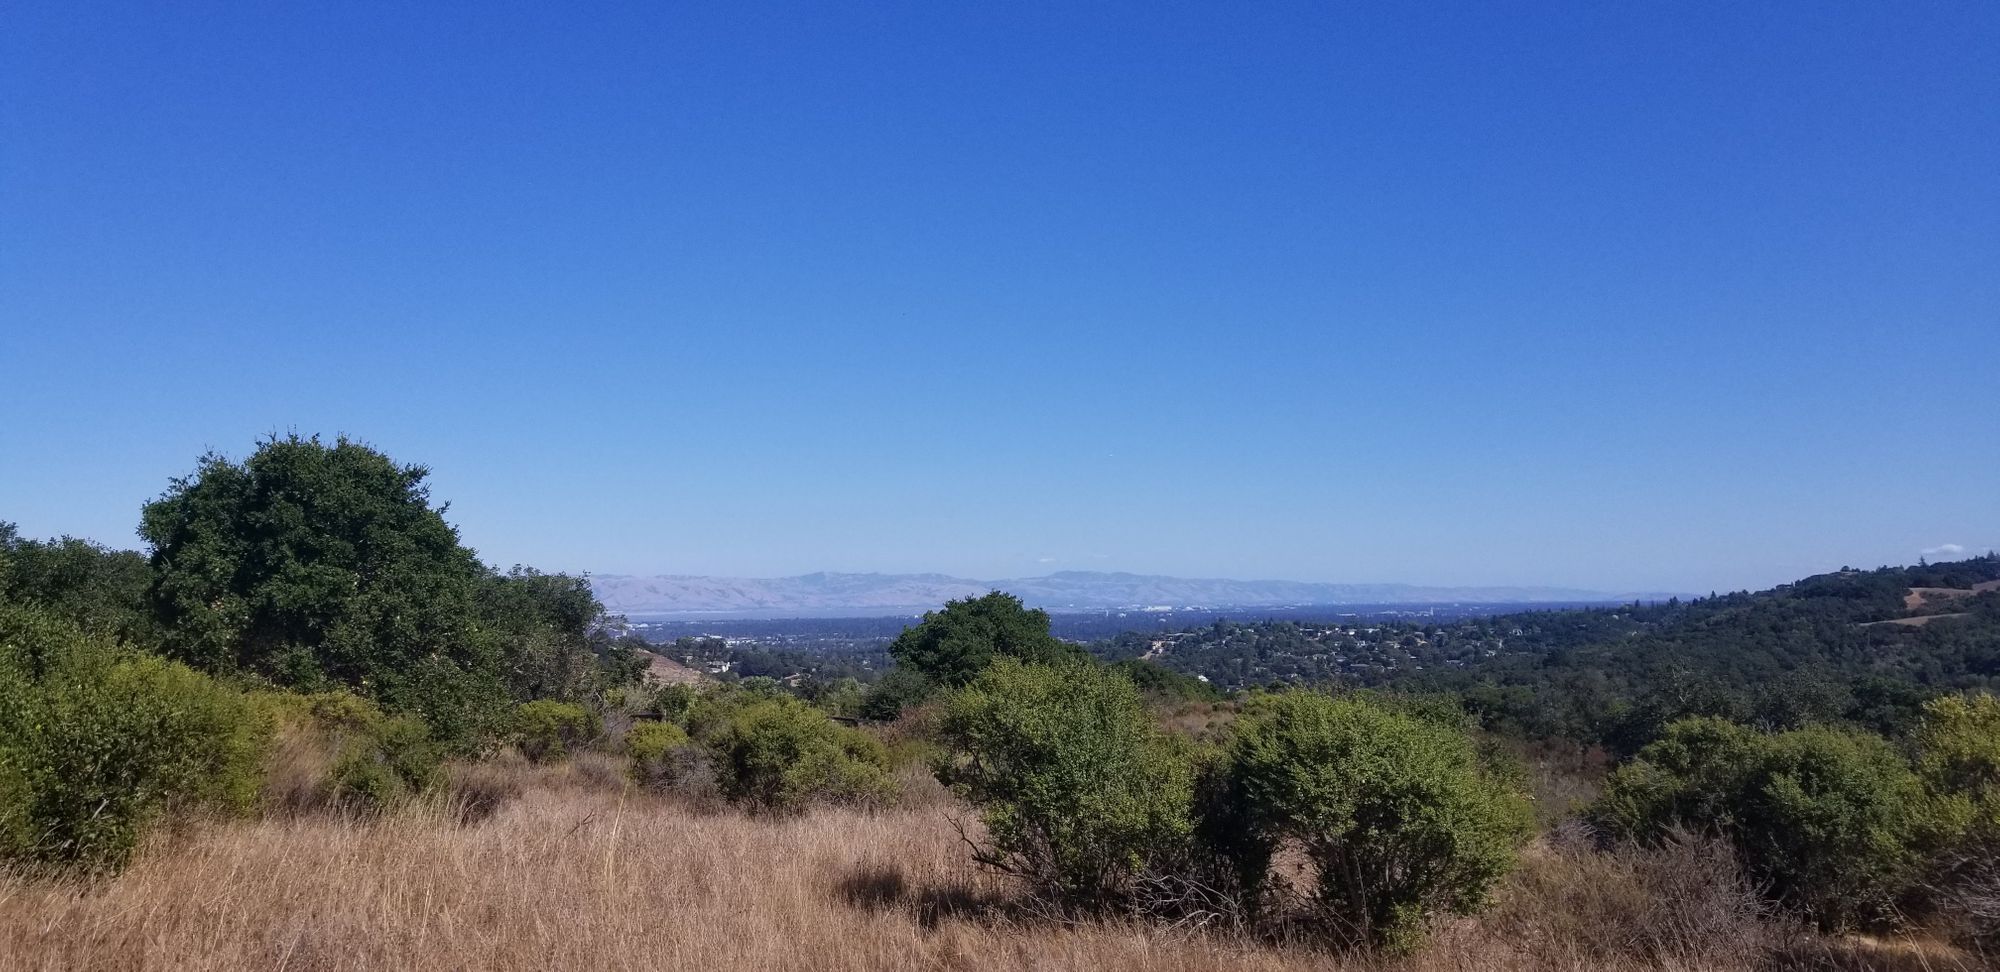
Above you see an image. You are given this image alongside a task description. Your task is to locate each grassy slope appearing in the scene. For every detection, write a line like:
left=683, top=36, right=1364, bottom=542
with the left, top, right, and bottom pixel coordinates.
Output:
left=1, top=770, right=1981, bottom=972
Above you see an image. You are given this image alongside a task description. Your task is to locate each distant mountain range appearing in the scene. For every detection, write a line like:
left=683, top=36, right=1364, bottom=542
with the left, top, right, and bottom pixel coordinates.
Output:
left=590, top=570, right=1679, bottom=618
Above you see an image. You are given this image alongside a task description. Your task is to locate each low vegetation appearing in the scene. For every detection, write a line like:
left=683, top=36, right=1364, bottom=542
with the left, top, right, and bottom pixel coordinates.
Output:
left=1220, top=691, right=1534, bottom=951
left=935, top=658, right=1200, bottom=912
left=1592, top=718, right=1933, bottom=930
left=0, top=603, right=268, bottom=871
left=3, top=435, right=1998, bottom=968
left=283, top=691, right=445, bottom=813
left=701, top=693, right=896, bottom=812
left=0, top=778, right=1985, bottom=972
left=509, top=700, right=599, bottom=762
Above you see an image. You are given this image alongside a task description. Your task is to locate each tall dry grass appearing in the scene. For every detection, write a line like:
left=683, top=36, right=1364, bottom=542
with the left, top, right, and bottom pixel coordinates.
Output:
left=1478, top=823, right=1775, bottom=970
left=0, top=770, right=1984, bottom=972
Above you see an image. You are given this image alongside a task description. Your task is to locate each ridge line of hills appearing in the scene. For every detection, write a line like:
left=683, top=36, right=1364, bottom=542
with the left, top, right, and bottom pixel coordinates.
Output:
left=590, top=569, right=1685, bottom=617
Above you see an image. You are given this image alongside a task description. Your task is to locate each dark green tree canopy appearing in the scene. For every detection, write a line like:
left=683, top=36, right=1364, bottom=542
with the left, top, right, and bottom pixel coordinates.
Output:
left=138, top=434, right=490, bottom=702
left=888, top=591, right=1084, bottom=687
left=0, top=523, right=151, bottom=640
left=478, top=566, right=619, bottom=702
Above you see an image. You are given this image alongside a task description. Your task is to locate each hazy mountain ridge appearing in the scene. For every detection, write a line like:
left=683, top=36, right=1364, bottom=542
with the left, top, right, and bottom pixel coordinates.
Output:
left=591, top=570, right=1675, bottom=617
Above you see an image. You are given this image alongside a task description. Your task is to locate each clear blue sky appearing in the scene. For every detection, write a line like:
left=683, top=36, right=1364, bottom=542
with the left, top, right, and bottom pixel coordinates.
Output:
left=3, top=1, right=1995, bottom=594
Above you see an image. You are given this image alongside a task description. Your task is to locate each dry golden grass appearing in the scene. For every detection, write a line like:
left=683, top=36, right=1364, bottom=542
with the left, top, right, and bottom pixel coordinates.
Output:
left=0, top=771, right=1985, bottom=972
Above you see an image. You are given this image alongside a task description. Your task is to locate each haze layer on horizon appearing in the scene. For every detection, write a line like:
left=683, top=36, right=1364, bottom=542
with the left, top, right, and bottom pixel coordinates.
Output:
left=2, top=2, right=1996, bottom=596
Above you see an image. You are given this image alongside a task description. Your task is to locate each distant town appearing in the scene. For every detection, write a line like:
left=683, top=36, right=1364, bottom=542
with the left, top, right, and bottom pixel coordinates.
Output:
left=624, top=600, right=1637, bottom=692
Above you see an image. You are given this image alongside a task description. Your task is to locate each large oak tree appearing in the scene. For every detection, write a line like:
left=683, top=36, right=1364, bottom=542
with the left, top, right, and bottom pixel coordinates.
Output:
left=139, top=435, right=500, bottom=731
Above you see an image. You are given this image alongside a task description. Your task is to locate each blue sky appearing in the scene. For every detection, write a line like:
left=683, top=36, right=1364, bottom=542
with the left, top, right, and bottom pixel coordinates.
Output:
left=3, top=1, right=1995, bottom=594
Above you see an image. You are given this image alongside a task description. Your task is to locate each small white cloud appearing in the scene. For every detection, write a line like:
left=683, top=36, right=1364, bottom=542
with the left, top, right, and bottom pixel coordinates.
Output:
left=1036, top=557, right=1058, bottom=564
left=1921, top=543, right=1966, bottom=560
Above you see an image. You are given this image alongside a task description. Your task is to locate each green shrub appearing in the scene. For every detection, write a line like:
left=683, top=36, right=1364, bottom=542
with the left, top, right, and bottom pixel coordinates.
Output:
left=859, top=666, right=933, bottom=721
left=1592, top=718, right=1932, bottom=930
left=625, top=720, right=689, bottom=763
left=0, top=602, right=270, bottom=871
left=809, top=676, right=866, bottom=718
left=625, top=721, right=700, bottom=791
left=326, top=712, right=441, bottom=810
left=935, top=659, right=1200, bottom=911
left=652, top=683, right=698, bottom=724
left=261, top=689, right=444, bottom=812
left=708, top=695, right=895, bottom=812
left=1916, top=693, right=2000, bottom=809
left=735, top=675, right=781, bottom=696
left=379, top=654, right=510, bottom=754
left=1588, top=717, right=1766, bottom=832
left=1110, top=659, right=1221, bottom=704
left=681, top=681, right=783, bottom=742
left=682, top=687, right=739, bottom=743
left=1222, top=690, right=1533, bottom=951
left=509, top=700, right=599, bottom=762
left=1913, top=693, right=2000, bottom=947
left=0, top=740, right=29, bottom=857
left=0, top=526, right=152, bottom=641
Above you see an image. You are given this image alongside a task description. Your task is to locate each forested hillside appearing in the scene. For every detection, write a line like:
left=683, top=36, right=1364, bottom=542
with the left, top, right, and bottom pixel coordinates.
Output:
left=1108, top=558, right=2000, bottom=747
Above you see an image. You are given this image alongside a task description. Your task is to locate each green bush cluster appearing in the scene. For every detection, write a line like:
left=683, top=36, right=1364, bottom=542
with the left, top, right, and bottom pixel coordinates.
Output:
left=650, top=683, right=699, bottom=723
left=1912, top=694, right=2000, bottom=947
left=327, top=715, right=441, bottom=810
left=706, top=695, right=895, bottom=813
left=1111, top=658, right=1222, bottom=704
left=6, top=435, right=925, bottom=875
left=859, top=666, right=934, bottom=721
left=1591, top=716, right=1946, bottom=930
left=509, top=700, right=599, bottom=762
left=624, top=684, right=897, bottom=812
left=0, top=603, right=269, bottom=871
left=623, top=720, right=708, bottom=794
left=936, top=661, right=1532, bottom=948
left=1917, top=693, right=2000, bottom=822
left=936, top=659, right=1199, bottom=909
left=1223, top=691, right=1535, bottom=950
left=624, top=720, right=690, bottom=763
left=269, top=690, right=444, bottom=812
left=0, top=524, right=152, bottom=642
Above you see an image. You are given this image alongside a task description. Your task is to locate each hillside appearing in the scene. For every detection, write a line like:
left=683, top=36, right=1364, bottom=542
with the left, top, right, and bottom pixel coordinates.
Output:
left=1110, top=556, right=2000, bottom=743
left=591, top=569, right=1672, bottom=617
